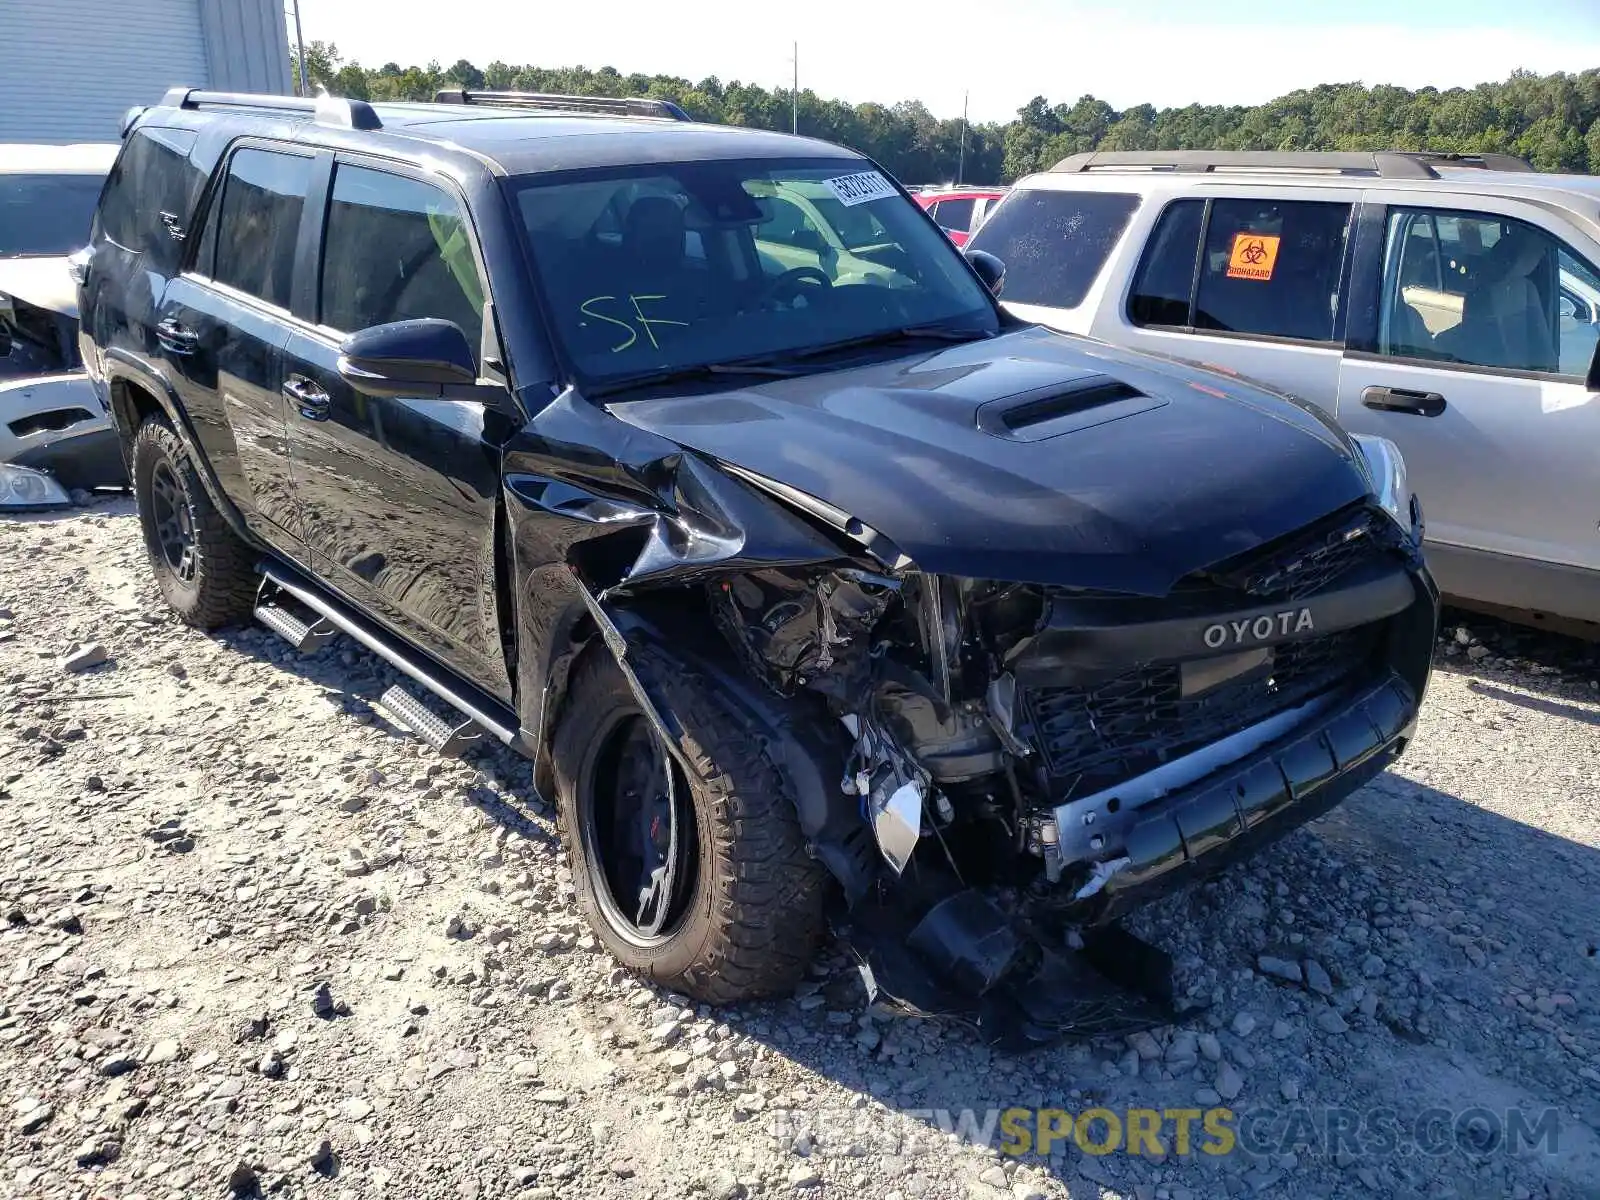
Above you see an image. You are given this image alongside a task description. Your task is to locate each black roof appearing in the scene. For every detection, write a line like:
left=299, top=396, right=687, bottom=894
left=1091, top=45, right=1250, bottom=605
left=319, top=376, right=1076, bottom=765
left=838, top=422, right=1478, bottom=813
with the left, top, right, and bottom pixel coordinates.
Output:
left=140, top=90, right=863, bottom=177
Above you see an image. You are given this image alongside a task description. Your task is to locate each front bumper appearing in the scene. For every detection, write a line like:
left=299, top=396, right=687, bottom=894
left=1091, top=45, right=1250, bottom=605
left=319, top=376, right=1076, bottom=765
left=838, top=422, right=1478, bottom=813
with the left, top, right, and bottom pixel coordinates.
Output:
left=0, top=372, right=125, bottom=490
left=1063, top=561, right=1439, bottom=920
left=1081, top=672, right=1415, bottom=921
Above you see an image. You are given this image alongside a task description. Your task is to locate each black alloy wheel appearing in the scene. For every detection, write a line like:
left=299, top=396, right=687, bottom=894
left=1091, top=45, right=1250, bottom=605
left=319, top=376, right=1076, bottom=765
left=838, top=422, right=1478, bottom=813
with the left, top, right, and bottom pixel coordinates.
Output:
left=579, top=713, right=699, bottom=946
left=148, top=460, right=197, bottom=583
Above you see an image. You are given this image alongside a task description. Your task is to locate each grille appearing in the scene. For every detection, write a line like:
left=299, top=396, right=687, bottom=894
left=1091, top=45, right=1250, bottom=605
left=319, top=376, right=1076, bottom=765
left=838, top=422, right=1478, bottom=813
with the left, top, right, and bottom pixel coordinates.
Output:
left=1021, top=625, right=1381, bottom=793
left=1199, top=507, right=1397, bottom=602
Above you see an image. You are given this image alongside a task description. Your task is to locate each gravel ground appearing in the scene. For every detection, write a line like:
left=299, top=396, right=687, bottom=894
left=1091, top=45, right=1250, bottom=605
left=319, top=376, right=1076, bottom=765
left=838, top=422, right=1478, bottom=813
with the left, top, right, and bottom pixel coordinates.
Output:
left=3, top=497, right=1599, bottom=1200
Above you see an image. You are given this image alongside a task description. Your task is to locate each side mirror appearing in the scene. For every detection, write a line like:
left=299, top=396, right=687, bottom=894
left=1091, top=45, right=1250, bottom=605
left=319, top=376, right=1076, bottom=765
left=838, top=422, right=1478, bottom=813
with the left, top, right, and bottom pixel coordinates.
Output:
left=337, top=319, right=478, bottom=398
left=964, top=248, right=1005, bottom=298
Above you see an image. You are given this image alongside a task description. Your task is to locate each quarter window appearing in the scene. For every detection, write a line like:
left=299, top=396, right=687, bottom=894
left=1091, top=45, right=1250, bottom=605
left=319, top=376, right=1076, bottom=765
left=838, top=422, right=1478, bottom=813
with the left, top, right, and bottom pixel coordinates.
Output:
left=1129, top=198, right=1352, bottom=343
left=1378, top=207, right=1599, bottom=377
left=96, top=127, right=201, bottom=270
left=970, top=189, right=1140, bottom=309
left=318, top=165, right=485, bottom=358
left=209, top=149, right=312, bottom=310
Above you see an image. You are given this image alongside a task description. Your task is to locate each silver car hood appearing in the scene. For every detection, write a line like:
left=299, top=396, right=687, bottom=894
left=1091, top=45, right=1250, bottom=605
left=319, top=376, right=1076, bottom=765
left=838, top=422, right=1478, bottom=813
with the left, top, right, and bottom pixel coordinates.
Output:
left=0, top=256, right=77, bottom=318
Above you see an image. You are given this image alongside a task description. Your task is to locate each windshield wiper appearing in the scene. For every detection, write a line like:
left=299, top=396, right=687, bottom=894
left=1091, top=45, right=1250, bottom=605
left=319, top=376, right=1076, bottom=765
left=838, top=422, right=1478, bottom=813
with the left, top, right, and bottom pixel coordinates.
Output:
left=591, top=360, right=805, bottom=397
left=590, top=325, right=995, bottom=397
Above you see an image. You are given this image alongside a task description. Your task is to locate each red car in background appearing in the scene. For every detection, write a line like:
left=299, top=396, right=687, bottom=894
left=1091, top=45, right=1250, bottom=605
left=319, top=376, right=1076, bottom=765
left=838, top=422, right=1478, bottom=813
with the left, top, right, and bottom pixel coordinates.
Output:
left=912, top=186, right=1008, bottom=246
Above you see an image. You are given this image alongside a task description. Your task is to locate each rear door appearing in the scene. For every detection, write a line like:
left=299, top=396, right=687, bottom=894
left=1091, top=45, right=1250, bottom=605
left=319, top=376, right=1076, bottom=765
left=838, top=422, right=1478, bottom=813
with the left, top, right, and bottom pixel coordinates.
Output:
left=279, top=154, right=514, bottom=701
left=930, top=195, right=977, bottom=245
left=156, top=143, right=317, bottom=552
left=1335, top=193, right=1600, bottom=584
left=1093, top=189, right=1358, bottom=415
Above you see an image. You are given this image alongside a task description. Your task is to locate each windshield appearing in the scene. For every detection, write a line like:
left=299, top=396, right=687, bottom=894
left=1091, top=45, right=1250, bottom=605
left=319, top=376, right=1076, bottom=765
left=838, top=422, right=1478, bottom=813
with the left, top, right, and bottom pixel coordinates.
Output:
left=507, top=158, right=997, bottom=386
left=0, top=173, right=105, bottom=257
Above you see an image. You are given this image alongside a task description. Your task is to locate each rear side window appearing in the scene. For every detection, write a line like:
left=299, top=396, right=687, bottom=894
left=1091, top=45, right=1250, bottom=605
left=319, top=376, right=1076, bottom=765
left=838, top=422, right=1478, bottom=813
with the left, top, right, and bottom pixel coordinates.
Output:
left=931, top=196, right=976, bottom=234
left=209, top=148, right=312, bottom=310
left=1129, top=197, right=1352, bottom=343
left=968, top=190, right=1140, bottom=308
left=318, top=165, right=485, bottom=357
left=95, top=127, right=201, bottom=271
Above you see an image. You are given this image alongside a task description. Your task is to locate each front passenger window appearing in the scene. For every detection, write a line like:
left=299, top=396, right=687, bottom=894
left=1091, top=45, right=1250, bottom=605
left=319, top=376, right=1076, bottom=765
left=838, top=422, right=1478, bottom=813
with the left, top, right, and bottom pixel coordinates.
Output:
left=318, top=165, right=486, bottom=361
left=1377, top=208, right=1596, bottom=377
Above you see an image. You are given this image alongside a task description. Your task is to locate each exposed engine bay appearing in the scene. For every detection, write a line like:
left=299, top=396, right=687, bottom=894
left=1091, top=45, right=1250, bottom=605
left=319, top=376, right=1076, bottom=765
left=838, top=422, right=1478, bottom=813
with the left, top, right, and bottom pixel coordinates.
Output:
left=694, top=508, right=1428, bottom=1044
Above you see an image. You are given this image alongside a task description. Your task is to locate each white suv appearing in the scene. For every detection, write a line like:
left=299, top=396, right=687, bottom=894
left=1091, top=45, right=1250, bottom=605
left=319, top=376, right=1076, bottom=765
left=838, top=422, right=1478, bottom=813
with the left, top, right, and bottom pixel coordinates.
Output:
left=968, top=150, right=1600, bottom=632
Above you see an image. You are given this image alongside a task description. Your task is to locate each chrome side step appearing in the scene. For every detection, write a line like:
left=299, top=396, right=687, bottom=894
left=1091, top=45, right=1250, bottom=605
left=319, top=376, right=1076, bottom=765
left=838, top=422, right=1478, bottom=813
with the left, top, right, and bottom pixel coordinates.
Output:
left=255, top=565, right=520, bottom=750
left=255, top=595, right=337, bottom=653
left=376, top=685, right=483, bottom=758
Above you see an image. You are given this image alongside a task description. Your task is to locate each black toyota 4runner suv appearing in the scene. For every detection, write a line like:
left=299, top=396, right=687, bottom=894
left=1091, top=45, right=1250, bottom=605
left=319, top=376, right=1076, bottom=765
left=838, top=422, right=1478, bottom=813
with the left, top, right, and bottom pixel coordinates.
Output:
left=79, top=88, right=1437, bottom=1011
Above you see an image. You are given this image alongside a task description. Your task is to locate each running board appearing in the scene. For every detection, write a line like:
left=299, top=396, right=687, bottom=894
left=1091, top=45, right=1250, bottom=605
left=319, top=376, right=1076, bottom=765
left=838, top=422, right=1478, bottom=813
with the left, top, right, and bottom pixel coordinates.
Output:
left=377, top=685, right=482, bottom=757
left=255, top=594, right=337, bottom=653
left=256, top=565, right=520, bottom=748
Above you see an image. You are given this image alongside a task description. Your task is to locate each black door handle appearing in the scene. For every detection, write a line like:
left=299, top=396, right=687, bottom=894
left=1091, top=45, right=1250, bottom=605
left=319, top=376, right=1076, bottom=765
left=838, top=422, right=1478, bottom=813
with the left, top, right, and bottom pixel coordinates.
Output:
left=155, top=318, right=198, bottom=356
left=283, top=376, right=331, bottom=420
left=1361, top=385, right=1446, bottom=417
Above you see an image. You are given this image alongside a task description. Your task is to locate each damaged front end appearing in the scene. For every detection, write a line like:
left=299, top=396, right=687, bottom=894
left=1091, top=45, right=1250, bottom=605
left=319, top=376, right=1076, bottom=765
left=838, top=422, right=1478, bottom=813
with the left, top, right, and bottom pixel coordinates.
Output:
left=510, top=375, right=1436, bottom=1046
left=702, top=503, right=1434, bottom=1043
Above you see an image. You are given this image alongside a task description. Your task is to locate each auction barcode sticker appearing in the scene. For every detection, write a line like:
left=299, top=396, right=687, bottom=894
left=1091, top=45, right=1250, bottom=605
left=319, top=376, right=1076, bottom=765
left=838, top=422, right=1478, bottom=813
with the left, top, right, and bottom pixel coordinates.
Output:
left=823, top=170, right=897, bottom=207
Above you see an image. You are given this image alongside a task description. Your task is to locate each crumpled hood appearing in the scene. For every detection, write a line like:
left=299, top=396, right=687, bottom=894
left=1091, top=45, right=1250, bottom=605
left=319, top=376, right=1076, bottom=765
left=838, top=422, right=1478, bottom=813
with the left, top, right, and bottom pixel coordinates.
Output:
left=0, top=257, right=78, bottom=318
left=610, top=326, right=1374, bottom=595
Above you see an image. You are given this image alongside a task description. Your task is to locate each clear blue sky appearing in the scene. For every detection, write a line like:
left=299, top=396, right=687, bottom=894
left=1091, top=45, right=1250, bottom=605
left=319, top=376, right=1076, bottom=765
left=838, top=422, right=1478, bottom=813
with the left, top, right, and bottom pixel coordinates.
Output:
left=299, top=0, right=1600, bottom=123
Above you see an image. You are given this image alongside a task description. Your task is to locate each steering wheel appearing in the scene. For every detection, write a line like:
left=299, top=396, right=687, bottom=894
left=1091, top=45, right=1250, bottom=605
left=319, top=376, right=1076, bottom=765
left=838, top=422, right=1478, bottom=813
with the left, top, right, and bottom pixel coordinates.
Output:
left=757, top=266, right=833, bottom=308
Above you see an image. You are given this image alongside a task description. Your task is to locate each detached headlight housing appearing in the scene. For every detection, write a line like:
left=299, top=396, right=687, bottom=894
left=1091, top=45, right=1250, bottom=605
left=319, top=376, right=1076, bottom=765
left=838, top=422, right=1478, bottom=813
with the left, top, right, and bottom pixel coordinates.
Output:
left=1350, top=434, right=1415, bottom=537
left=0, top=463, right=72, bottom=510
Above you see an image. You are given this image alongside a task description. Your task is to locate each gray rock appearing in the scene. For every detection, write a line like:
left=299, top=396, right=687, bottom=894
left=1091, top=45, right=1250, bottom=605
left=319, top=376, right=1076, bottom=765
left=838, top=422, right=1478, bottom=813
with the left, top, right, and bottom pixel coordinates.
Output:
left=145, top=1038, right=181, bottom=1064
left=1270, top=1019, right=1293, bottom=1040
left=1257, top=955, right=1302, bottom=984
left=1128, top=1030, right=1162, bottom=1060
left=1280, top=1078, right=1300, bottom=1101
left=1012, top=1183, right=1048, bottom=1200
left=1216, top=1061, right=1245, bottom=1101
left=1315, top=1008, right=1350, bottom=1036
left=16, top=1103, right=53, bottom=1134
left=340, top=1097, right=374, bottom=1121
left=1195, top=1087, right=1222, bottom=1105
left=1361, top=954, right=1387, bottom=978
left=228, top=1161, right=260, bottom=1196
left=1231, top=1012, right=1257, bottom=1038
left=98, top=1053, right=138, bottom=1077
left=701, top=1166, right=745, bottom=1200
left=789, top=1163, right=822, bottom=1189
left=75, top=1135, right=121, bottom=1166
left=1303, top=960, right=1334, bottom=996
left=1198, top=1032, right=1223, bottom=1062
left=61, top=642, right=109, bottom=673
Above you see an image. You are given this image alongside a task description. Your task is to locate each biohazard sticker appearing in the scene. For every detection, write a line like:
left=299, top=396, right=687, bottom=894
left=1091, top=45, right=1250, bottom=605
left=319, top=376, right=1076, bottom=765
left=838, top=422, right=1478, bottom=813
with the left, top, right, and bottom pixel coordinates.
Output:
left=1226, top=233, right=1281, bottom=281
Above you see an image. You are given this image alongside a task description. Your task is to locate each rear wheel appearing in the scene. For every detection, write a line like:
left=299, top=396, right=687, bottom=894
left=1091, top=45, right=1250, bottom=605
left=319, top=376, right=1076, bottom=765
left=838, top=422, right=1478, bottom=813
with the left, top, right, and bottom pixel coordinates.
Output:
left=131, top=417, right=257, bottom=629
left=552, top=651, right=828, bottom=1003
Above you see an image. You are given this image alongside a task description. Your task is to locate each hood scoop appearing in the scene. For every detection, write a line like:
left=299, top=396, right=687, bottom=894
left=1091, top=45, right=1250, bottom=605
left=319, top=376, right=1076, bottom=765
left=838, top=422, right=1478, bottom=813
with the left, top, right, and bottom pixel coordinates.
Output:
left=975, top=374, right=1167, bottom=443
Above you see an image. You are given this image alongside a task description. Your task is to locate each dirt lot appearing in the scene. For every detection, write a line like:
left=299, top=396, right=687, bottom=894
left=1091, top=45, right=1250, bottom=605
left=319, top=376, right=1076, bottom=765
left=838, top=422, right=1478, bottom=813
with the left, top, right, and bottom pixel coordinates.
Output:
left=3, top=497, right=1599, bottom=1200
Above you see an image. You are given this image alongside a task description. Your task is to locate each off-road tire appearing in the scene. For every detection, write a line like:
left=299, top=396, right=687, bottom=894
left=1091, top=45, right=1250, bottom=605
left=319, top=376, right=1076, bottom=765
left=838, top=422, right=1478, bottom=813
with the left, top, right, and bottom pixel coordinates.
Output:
left=131, top=417, right=257, bottom=630
left=552, top=649, right=829, bottom=1003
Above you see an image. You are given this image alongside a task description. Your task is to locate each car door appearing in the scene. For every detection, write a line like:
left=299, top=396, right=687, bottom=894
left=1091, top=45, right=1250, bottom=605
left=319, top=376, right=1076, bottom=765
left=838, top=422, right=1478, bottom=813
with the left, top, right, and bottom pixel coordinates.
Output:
left=1335, top=195, right=1600, bottom=607
left=1094, top=189, right=1358, bottom=416
left=279, top=154, right=515, bottom=702
left=155, top=143, right=316, bottom=552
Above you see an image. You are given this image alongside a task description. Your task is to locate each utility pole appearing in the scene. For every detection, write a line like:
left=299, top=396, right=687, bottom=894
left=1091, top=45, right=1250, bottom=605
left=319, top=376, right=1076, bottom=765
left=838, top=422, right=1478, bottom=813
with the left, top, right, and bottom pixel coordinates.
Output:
left=291, top=0, right=309, bottom=97
left=957, top=91, right=968, bottom=185
left=791, top=42, right=798, bottom=135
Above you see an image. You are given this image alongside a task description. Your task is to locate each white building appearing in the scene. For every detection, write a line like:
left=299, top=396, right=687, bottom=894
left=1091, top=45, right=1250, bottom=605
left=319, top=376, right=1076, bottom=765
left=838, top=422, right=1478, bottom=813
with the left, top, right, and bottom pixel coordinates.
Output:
left=0, top=0, right=292, bottom=143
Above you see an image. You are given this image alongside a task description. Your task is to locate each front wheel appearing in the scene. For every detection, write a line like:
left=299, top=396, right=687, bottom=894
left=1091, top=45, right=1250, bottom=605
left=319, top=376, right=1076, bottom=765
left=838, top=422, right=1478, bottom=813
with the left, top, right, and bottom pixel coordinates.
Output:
left=131, top=417, right=257, bottom=629
left=552, top=651, right=828, bottom=1003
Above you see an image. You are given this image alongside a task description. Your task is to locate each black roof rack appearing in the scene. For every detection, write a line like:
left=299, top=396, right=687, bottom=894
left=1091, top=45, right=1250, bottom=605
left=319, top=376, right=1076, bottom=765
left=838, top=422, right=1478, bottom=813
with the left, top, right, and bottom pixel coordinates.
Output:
left=156, top=87, right=382, bottom=131
left=1049, top=149, right=1535, bottom=180
left=433, top=88, right=691, bottom=122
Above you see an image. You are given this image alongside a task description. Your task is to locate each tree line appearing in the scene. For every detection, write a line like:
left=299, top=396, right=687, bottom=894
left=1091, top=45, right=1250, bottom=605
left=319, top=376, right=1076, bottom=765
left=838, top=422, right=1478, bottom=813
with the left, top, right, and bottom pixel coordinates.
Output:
left=294, top=44, right=1600, bottom=184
